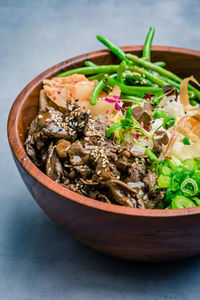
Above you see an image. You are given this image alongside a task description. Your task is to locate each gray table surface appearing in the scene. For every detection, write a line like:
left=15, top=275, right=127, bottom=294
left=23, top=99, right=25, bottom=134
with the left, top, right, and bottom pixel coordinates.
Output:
left=1, top=0, right=200, bottom=299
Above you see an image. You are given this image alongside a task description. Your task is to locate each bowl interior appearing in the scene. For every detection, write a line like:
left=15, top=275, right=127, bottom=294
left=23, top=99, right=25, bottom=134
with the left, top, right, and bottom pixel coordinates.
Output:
left=8, top=45, right=200, bottom=217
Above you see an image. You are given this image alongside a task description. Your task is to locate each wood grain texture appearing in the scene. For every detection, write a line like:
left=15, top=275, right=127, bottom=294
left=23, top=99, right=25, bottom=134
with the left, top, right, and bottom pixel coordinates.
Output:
left=7, top=46, right=200, bottom=262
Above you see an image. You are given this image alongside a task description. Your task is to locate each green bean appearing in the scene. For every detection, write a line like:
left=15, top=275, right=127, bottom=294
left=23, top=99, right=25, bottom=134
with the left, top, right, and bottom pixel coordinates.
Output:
left=127, top=53, right=182, bottom=82
left=84, top=60, right=97, bottom=67
left=106, top=76, right=163, bottom=95
left=121, top=94, right=145, bottom=100
left=121, top=92, right=145, bottom=98
left=117, top=61, right=126, bottom=82
left=96, top=35, right=130, bottom=63
left=87, top=73, right=105, bottom=81
left=155, top=61, right=166, bottom=67
left=151, top=72, right=181, bottom=90
left=57, top=65, right=120, bottom=77
left=125, top=74, right=154, bottom=87
left=132, top=66, right=167, bottom=87
left=142, top=27, right=155, bottom=61
left=126, top=54, right=200, bottom=99
left=150, top=73, right=194, bottom=100
left=190, top=99, right=198, bottom=105
left=120, top=95, right=144, bottom=105
left=164, top=78, right=180, bottom=89
left=158, top=76, right=196, bottom=98
left=90, top=80, right=105, bottom=105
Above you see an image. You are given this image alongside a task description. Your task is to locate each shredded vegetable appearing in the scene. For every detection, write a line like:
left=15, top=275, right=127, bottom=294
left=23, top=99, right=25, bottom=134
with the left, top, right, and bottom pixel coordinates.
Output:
left=179, top=76, right=200, bottom=110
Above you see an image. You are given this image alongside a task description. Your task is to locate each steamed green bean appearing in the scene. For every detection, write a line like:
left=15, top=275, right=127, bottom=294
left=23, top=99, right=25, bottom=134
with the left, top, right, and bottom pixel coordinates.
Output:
left=106, top=76, right=163, bottom=95
left=84, top=60, right=97, bottom=67
left=58, top=65, right=120, bottom=77
left=117, top=61, right=126, bottom=82
left=96, top=35, right=130, bottom=63
left=132, top=66, right=167, bottom=87
left=126, top=53, right=200, bottom=98
left=142, top=27, right=155, bottom=61
left=90, top=80, right=105, bottom=105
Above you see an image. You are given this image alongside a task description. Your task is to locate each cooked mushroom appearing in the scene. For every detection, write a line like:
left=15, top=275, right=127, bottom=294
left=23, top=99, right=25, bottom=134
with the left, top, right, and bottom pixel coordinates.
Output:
left=46, top=142, right=64, bottom=181
left=56, top=139, right=71, bottom=159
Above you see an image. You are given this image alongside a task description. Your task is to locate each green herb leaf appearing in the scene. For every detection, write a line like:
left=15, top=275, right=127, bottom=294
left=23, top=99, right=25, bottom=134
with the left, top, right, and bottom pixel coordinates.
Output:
left=125, top=106, right=133, bottom=120
left=153, top=110, right=167, bottom=120
left=183, top=137, right=190, bottom=145
left=164, top=115, right=175, bottom=129
left=153, top=109, right=175, bottom=130
left=121, top=118, right=134, bottom=130
left=106, top=122, right=122, bottom=138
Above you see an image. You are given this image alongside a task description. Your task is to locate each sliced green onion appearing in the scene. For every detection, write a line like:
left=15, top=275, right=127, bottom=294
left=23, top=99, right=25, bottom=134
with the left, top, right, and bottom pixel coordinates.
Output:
left=195, top=158, right=200, bottom=169
left=192, top=197, right=200, bottom=206
left=157, top=175, right=170, bottom=188
left=172, top=195, right=196, bottom=209
left=170, top=174, right=182, bottom=192
left=183, top=159, right=196, bottom=170
left=195, top=170, right=200, bottom=176
left=168, top=156, right=182, bottom=170
left=161, top=166, right=171, bottom=176
left=181, top=178, right=198, bottom=196
left=166, top=204, right=173, bottom=209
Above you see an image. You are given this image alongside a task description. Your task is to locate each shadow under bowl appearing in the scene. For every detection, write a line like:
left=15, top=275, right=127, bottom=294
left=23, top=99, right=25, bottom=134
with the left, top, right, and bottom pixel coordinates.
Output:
left=7, top=45, right=200, bottom=262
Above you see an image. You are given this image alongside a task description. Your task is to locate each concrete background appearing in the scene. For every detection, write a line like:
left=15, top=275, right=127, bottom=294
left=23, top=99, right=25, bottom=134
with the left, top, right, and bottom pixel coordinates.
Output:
left=1, top=0, right=200, bottom=299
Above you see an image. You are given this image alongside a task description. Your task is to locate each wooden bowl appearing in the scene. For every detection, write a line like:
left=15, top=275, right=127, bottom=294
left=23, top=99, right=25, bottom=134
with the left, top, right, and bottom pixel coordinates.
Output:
left=7, top=46, right=200, bottom=262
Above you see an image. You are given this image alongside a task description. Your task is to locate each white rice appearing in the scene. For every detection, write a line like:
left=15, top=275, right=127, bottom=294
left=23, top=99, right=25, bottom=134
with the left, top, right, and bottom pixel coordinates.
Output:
left=158, top=95, right=185, bottom=118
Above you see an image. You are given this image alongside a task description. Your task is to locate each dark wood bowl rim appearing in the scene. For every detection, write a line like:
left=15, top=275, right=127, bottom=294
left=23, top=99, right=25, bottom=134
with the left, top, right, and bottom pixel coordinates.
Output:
left=7, top=45, right=200, bottom=218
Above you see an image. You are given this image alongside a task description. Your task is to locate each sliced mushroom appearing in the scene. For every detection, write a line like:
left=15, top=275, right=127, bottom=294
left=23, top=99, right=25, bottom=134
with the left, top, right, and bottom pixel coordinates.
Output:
left=101, top=179, right=139, bottom=208
left=46, top=142, right=64, bottom=181
left=28, top=111, right=51, bottom=135
left=56, top=139, right=71, bottom=159
left=68, top=140, right=89, bottom=166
